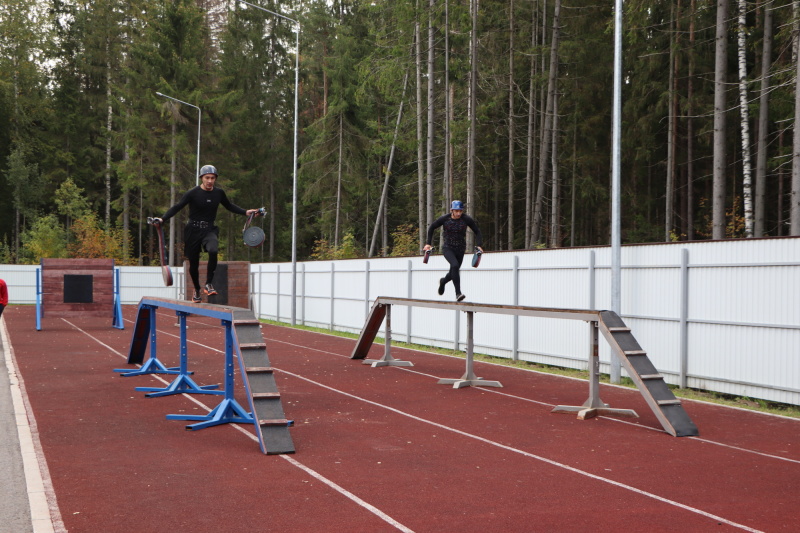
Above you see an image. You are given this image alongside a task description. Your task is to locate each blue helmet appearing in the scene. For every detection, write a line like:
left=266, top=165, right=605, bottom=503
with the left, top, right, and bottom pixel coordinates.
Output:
left=199, top=165, right=218, bottom=177
left=451, top=200, right=464, bottom=210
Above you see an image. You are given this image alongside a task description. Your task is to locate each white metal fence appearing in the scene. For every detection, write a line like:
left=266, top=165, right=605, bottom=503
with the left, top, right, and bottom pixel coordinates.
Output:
left=2, top=237, right=799, bottom=405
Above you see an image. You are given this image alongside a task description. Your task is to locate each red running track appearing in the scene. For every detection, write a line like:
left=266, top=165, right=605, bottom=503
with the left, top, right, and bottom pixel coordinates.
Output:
left=4, top=305, right=800, bottom=532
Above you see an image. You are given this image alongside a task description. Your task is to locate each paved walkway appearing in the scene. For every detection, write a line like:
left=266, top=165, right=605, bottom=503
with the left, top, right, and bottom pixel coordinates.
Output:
left=0, top=316, right=35, bottom=532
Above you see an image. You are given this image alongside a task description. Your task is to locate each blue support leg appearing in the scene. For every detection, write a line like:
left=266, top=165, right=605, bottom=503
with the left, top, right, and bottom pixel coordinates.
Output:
left=114, top=305, right=181, bottom=376
left=166, top=319, right=254, bottom=430
left=35, top=267, right=42, bottom=331
left=112, top=267, right=125, bottom=330
left=137, top=311, right=221, bottom=397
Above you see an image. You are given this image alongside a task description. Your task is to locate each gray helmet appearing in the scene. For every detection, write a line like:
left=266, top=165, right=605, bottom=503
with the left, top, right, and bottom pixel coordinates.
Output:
left=199, top=165, right=218, bottom=177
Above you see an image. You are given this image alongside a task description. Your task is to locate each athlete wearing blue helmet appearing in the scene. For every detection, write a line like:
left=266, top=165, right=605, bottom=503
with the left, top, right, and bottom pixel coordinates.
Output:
left=423, top=200, right=483, bottom=302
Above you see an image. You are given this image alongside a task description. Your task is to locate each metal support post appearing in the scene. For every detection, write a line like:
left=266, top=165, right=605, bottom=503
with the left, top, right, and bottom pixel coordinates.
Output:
left=364, top=304, right=413, bottom=367
left=166, top=319, right=255, bottom=430
left=438, top=311, right=502, bottom=389
left=115, top=305, right=181, bottom=376
left=552, top=320, right=637, bottom=419
left=329, top=262, right=335, bottom=330
left=134, top=311, right=221, bottom=397
left=35, top=268, right=42, bottom=331
left=112, top=267, right=124, bottom=329
left=406, top=260, right=413, bottom=344
left=679, top=248, right=689, bottom=388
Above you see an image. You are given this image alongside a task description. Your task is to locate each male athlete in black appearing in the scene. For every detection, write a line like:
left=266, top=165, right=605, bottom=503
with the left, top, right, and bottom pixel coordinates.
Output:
left=423, top=200, right=484, bottom=302
left=154, top=165, right=260, bottom=303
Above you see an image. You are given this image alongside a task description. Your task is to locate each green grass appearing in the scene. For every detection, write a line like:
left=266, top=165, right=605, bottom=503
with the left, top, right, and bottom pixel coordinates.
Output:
left=261, top=319, right=800, bottom=419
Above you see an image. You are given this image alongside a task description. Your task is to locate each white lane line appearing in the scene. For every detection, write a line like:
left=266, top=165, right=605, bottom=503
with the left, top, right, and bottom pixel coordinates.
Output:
left=178, top=330, right=769, bottom=531
left=1, top=317, right=65, bottom=533
left=115, top=317, right=783, bottom=529
left=279, top=367, right=763, bottom=533
left=65, top=318, right=415, bottom=533
left=265, top=336, right=800, bottom=465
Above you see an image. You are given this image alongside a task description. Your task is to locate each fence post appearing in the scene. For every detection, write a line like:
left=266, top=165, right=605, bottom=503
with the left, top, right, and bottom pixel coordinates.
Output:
left=680, top=248, right=689, bottom=388
left=257, top=265, right=263, bottom=318
left=251, top=265, right=257, bottom=318
left=454, top=309, right=461, bottom=352
left=365, top=261, right=371, bottom=321
left=588, top=250, right=596, bottom=310
left=301, top=262, right=306, bottom=326
left=407, top=260, right=413, bottom=344
left=276, top=265, right=281, bottom=322
left=513, top=255, right=519, bottom=361
left=330, top=262, right=335, bottom=330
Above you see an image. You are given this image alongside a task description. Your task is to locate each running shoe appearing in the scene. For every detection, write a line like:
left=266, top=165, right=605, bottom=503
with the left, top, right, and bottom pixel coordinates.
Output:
left=192, top=289, right=202, bottom=303
left=456, top=293, right=465, bottom=302
left=438, top=278, right=446, bottom=296
left=204, top=283, right=218, bottom=296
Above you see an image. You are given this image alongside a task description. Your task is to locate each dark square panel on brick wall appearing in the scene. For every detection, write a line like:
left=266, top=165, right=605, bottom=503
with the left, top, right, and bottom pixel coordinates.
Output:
left=64, top=274, right=94, bottom=303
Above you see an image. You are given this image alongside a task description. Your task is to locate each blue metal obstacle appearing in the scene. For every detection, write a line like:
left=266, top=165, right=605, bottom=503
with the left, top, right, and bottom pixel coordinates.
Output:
left=118, top=297, right=295, bottom=454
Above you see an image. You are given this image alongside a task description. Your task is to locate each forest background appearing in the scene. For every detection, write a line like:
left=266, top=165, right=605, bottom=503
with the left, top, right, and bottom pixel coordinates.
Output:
left=2, top=0, right=800, bottom=267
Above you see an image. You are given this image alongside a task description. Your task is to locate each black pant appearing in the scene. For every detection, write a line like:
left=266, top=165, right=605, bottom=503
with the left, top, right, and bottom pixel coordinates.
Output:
left=0, top=304, right=5, bottom=320
left=442, top=246, right=465, bottom=295
left=184, top=225, right=219, bottom=290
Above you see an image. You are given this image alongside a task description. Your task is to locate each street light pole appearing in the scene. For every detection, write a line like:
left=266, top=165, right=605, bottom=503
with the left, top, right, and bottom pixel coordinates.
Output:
left=610, top=0, right=623, bottom=383
left=155, top=92, right=201, bottom=186
left=236, top=0, right=300, bottom=325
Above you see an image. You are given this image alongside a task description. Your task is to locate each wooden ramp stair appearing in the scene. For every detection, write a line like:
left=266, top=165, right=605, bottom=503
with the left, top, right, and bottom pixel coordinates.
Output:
left=599, top=311, right=698, bottom=437
left=350, top=300, right=388, bottom=360
left=231, top=311, right=295, bottom=454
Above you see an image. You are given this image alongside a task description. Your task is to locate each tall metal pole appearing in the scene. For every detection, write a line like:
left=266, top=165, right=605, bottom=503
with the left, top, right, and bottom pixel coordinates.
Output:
left=291, top=27, right=299, bottom=325
left=155, top=92, right=201, bottom=186
left=237, top=0, right=300, bottom=325
left=610, top=0, right=623, bottom=383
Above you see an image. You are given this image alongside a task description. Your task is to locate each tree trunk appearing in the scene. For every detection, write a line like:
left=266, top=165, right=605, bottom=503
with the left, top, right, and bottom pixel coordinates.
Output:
left=687, top=0, right=696, bottom=240
left=138, top=185, right=143, bottom=264
left=449, top=83, right=455, bottom=204
left=570, top=106, right=577, bottom=246
left=123, top=126, right=130, bottom=260
left=466, top=0, right=478, bottom=250
left=778, top=128, right=786, bottom=235
left=712, top=0, right=729, bottom=239
left=665, top=1, right=677, bottom=241
left=426, top=0, right=435, bottom=230
left=532, top=0, right=561, bottom=244
left=792, top=13, right=800, bottom=235
left=169, top=121, right=177, bottom=266
left=335, top=114, right=343, bottom=247
left=737, top=0, right=754, bottom=237
left=754, top=0, right=773, bottom=237
left=524, top=2, right=538, bottom=249
left=383, top=183, right=388, bottom=256
left=105, top=37, right=113, bottom=229
left=507, top=0, right=515, bottom=250
left=550, top=89, right=560, bottom=247
left=269, top=180, right=275, bottom=260
left=443, top=0, right=451, bottom=217
left=416, top=5, right=425, bottom=248
left=369, top=71, right=409, bottom=258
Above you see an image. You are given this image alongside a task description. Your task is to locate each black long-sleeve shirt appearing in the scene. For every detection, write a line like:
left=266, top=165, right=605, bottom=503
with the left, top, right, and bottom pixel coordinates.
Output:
left=160, top=186, right=247, bottom=224
left=426, top=213, right=482, bottom=252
